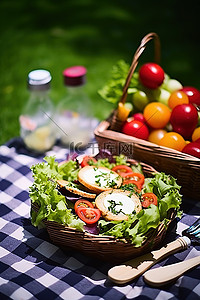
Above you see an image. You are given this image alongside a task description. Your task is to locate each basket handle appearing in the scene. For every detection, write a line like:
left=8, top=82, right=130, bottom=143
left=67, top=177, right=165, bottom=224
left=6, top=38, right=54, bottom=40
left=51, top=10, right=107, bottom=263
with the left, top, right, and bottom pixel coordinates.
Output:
left=120, top=32, right=161, bottom=105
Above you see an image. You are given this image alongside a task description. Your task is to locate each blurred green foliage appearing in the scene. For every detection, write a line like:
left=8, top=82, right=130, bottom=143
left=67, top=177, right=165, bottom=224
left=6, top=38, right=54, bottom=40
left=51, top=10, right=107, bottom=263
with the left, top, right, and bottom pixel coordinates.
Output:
left=1, top=0, right=200, bottom=145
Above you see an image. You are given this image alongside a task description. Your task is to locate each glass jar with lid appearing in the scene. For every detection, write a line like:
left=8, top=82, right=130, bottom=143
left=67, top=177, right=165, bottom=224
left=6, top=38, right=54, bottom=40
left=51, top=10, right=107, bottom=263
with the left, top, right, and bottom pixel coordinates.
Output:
left=19, top=69, right=56, bottom=152
left=55, top=66, right=94, bottom=148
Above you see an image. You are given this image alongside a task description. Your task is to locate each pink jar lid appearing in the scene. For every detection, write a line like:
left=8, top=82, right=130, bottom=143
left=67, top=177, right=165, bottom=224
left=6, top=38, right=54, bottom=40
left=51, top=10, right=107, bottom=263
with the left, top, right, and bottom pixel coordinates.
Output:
left=63, top=66, right=87, bottom=86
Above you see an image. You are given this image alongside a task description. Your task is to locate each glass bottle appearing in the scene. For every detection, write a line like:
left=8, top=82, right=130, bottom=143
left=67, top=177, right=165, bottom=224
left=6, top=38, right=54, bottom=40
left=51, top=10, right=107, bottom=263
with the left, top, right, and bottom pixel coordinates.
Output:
left=55, top=66, right=94, bottom=148
left=19, top=69, right=56, bottom=153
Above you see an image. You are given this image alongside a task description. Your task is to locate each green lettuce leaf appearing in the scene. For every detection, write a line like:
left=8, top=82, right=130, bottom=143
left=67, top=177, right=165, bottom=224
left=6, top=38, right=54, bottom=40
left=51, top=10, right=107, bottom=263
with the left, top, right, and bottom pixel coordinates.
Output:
left=30, top=156, right=84, bottom=231
left=98, top=60, right=139, bottom=104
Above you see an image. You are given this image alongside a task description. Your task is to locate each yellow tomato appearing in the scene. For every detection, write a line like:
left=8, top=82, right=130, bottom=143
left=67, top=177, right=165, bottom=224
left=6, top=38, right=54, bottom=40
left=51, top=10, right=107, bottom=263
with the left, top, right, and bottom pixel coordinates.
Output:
left=168, top=91, right=189, bottom=109
left=148, top=129, right=167, bottom=145
left=143, top=102, right=171, bottom=129
left=159, top=132, right=186, bottom=151
left=192, top=127, right=200, bottom=142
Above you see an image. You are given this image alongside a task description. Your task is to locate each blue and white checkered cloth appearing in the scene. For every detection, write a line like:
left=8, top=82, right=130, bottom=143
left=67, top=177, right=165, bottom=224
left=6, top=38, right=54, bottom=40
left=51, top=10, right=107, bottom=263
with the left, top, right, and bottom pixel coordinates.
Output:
left=0, top=138, right=200, bottom=300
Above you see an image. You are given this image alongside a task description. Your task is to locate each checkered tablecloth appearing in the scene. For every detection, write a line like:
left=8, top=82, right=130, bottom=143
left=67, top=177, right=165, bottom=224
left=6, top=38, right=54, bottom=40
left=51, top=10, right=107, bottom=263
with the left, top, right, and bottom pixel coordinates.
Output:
left=0, top=138, right=200, bottom=300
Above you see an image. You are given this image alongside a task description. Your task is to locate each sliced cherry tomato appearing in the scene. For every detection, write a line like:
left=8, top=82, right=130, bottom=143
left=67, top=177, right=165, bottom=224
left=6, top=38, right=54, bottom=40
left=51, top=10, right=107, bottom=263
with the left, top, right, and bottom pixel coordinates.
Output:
left=112, top=165, right=133, bottom=177
left=81, top=156, right=97, bottom=168
left=122, top=180, right=142, bottom=192
left=74, top=199, right=94, bottom=213
left=141, top=193, right=158, bottom=208
left=123, top=172, right=145, bottom=186
left=76, top=207, right=101, bottom=224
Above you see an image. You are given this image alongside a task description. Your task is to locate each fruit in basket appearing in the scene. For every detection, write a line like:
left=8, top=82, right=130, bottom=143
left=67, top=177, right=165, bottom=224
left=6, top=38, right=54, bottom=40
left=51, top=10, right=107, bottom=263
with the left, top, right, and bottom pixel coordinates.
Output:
left=182, top=142, right=200, bottom=158
left=192, top=127, right=200, bottom=142
left=162, top=78, right=183, bottom=93
left=132, top=90, right=149, bottom=110
left=122, top=119, right=149, bottom=140
left=148, top=129, right=167, bottom=145
left=157, top=88, right=171, bottom=106
left=168, top=91, right=189, bottom=109
left=170, top=103, right=198, bottom=139
left=180, top=86, right=200, bottom=106
left=132, top=112, right=146, bottom=123
left=143, top=102, right=171, bottom=129
left=139, top=63, right=165, bottom=89
left=159, top=132, right=186, bottom=151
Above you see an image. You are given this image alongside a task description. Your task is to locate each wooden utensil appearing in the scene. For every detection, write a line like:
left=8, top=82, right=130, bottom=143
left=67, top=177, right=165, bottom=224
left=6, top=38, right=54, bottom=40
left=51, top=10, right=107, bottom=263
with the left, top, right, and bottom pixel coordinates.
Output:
left=143, top=255, right=200, bottom=287
left=108, top=236, right=190, bottom=284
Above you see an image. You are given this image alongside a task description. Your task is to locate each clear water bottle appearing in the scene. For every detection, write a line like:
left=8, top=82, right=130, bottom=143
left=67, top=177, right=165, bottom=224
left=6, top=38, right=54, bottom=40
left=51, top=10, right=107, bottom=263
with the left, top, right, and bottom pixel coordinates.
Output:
left=19, top=69, right=56, bottom=153
left=55, top=66, right=94, bottom=148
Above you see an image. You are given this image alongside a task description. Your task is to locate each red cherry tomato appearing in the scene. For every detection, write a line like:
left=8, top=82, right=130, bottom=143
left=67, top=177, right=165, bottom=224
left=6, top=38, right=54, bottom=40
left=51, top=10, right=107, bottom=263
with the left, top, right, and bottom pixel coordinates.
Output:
left=170, top=104, right=198, bottom=139
left=123, top=172, right=145, bottom=186
left=133, top=112, right=146, bottom=123
left=74, top=199, right=94, bottom=213
left=112, top=165, right=133, bottom=177
left=76, top=207, right=101, bottom=224
left=180, top=86, right=200, bottom=106
left=195, top=138, right=200, bottom=144
left=122, top=120, right=149, bottom=140
left=139, top=63, right=165, bottom=89
left=141, top=193, right=158, bottom=208
left=182, top=142, right=200, bottom=159
left=122, top=180, right=142, bottom=192
left=81, top=156, right=97, bottom=168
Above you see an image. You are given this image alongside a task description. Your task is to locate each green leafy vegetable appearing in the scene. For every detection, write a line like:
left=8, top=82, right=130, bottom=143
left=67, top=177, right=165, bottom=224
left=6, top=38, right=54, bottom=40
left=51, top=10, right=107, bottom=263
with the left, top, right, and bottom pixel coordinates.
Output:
left=98, top=60, right=139, bottom=104
left=30, top=156, right=85, bottom=230
left=29, top=156, right=182, bottom=249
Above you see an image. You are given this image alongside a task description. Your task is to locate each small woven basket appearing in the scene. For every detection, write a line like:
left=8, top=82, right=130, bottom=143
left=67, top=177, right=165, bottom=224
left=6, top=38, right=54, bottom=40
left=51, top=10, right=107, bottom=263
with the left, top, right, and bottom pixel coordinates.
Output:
left=31, top=159, right=176, bottom=263
left=95, top=32, right=200, bottom=201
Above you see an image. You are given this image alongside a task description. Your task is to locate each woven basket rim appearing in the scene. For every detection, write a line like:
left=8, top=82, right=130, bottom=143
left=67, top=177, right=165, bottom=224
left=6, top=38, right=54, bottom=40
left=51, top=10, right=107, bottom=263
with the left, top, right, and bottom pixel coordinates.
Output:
left=32, top=202, right=175, bottom=246
left=94, top=119, right=200, bottom=166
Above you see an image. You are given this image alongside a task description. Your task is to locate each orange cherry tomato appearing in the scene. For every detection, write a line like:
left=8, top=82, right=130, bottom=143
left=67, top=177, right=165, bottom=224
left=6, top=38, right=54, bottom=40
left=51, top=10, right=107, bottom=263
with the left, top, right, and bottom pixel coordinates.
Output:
left=76, top=207, right=101, bottom=224
left=143, top=102, right=171, bottom=129
left=168, top=91, right=189, bottom=110
left=192, top=127, right=200, bottom=142
left=81, top=156, right=97, bottom=168
left=159, top=132, right=186, bottom=151
left=112, top=165, right=133, bottom=177
left=141, top=193, right=158, bottom=208
left=74, top=199, right=94, bottom=213
left=123, top=172, right=145, bottom=186
left=148, top=129, right=167, bottom=145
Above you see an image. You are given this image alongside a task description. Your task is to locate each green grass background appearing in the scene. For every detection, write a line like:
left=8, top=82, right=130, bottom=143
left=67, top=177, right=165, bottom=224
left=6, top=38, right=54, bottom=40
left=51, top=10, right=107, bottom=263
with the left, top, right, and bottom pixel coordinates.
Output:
left=1, top=0, right=200, bottom=145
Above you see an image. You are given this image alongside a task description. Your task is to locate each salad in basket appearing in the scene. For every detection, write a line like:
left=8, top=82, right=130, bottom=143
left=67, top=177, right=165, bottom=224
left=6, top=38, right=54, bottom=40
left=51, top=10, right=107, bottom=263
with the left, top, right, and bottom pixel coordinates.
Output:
left=30, top=150, right=182, bottom=247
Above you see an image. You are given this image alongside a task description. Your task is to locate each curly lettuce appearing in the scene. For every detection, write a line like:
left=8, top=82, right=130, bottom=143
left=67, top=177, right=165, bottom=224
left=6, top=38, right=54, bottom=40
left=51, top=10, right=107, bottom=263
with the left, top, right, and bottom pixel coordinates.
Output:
left=30, top=156, right=84, bottom=230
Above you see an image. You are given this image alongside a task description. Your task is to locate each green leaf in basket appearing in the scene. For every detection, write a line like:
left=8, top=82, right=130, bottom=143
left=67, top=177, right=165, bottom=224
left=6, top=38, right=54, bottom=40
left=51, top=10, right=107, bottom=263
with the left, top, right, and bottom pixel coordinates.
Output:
left=99, top=205, right=161, bottom=247
left=30, top=156, right=84, bottom=231
left=98, top=59, right=140, bottom=104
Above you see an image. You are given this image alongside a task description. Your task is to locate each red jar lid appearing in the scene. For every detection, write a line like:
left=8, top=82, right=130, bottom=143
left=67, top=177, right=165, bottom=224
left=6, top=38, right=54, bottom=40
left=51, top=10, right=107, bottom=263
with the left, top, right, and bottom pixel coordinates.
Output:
left=63, top=66, right=87, bottom=86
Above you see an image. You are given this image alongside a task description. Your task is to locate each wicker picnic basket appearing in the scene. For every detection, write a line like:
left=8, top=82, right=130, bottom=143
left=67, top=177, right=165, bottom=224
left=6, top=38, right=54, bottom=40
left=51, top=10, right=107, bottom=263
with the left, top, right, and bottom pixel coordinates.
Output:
left=31, top=159, right=176, bottom=263
left=94, top=32, right=200, bottom=201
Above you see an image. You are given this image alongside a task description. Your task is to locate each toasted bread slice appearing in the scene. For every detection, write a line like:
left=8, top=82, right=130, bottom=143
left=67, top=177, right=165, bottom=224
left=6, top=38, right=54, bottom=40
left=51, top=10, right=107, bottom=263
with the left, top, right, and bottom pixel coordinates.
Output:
left=78, top=166, right=122, bottom=194
left=95, top=189, right=142, bottom=221
left=57, top=179, right=96, bottom=199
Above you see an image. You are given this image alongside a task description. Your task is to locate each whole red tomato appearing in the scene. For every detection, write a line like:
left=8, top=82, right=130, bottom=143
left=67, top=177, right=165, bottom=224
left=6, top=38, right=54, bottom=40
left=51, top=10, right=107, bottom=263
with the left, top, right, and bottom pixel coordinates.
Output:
left=170, top=104, right=198, bottom=139
left=139, top=63, right=165, bottom=89
left=133, top=112, right=146, bottom=123
left=182, top=142, right=200, bottom=158
left=122, top=119, right=149, bottom=140
left=180, top=86, right=200, bottom=106
left=195, top=137, right=200, bottom=144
